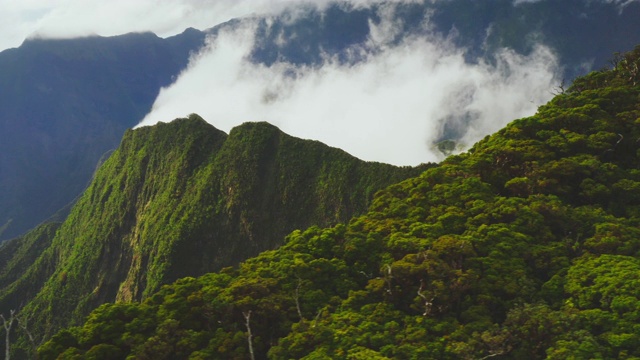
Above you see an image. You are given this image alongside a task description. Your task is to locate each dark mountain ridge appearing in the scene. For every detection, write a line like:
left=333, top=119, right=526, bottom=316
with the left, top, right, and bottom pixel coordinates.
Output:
left=0, top=29, right=207, bottom=241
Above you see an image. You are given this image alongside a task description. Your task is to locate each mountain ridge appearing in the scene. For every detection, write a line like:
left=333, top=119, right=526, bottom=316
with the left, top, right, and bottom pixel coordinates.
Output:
left=0, top=28, right=208, bottom=241
left=3, top=0, right=640, bottom=241
left=0, top=114, right=427, bottom=355
left=31, top=45, right=640, bottom=359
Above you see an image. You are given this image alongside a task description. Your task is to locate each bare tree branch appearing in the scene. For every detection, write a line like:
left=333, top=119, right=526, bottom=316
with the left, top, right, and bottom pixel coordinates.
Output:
left=0, top=310, right=16, bottom=360
left=242, top=311, right=255, bottom=360
left=15, top=312, right=42, bottom=360
left=294, top=276, right=304, bottom=321
left=417, top=281, right=434, bottom=316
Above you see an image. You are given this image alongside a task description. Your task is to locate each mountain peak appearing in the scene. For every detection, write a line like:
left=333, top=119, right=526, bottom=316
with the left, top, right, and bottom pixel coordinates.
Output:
left=32, top=46, right=640, bottom=360
left=0, top=115, right=425, bottom=348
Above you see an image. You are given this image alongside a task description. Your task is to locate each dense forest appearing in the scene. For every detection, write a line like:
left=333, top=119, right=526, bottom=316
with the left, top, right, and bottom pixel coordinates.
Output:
left=27, top=46, right=640, bottom=359
left=3, top=0, right=640, bottom=242
left=0, top=116, right=425, bottom=359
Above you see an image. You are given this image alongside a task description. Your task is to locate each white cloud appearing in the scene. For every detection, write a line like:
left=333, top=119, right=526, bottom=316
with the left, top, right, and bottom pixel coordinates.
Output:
left=0, top=0, right=422, bottom=52
left=0, top=0, right=561, bottom=166
left=138, top=15, right=560, bottom=166
left=0, top=0, right=274, bottom=51
left=514, top=0, right=640, bottom=6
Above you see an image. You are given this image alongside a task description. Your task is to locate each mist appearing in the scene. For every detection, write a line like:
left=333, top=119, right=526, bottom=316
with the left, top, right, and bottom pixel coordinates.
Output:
left=138, top=10, right=560, bottom=166
left=1, top=0, right=562, bottom=165
left=0, top=0, right=419, bottom=52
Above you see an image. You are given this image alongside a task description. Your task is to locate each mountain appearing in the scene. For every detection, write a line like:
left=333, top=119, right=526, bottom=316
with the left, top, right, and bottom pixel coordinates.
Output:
left=34, top=46, right=640, bottom=359
left=0, top=114, right=426, bottom=357
left=0, top=29, right=208, bottom=241
left=251, top=0, right=640, bottom=81
left=428, top=0, right=640, bottom=80
left=3, top=0, right=640, bottom=242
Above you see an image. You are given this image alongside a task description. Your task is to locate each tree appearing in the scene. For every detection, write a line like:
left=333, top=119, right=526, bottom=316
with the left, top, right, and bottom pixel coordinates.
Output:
left=0, top=310, right=15, bottom=360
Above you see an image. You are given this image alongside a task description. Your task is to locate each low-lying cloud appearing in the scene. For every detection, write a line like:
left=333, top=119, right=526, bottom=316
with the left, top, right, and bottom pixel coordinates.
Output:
left=513, top=0, right=639, bottom=5
left=0, top=0, right=419, bottom=52
left=138, top=14, right=560, bottom=166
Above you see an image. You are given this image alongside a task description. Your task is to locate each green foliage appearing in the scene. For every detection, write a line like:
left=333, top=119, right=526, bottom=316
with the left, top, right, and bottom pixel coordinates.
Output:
left=37, top=46, right=640, bottom=359
left=0, top=114, right=425, bottom=355
left=0, top=222, right=59, bottom=290
left=0, top=30, right=206, bottom=242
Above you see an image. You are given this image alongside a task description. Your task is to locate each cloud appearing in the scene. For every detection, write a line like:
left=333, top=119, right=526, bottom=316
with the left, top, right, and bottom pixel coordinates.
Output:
left=0, top=0, right=560, bottom=166
left=138, top=11, right=560, bottom=166
left=513, top=0, right=640, bottom=7
left=0, top=0, right=421, bottom=52
left=0, top=0, right=279, bottom=51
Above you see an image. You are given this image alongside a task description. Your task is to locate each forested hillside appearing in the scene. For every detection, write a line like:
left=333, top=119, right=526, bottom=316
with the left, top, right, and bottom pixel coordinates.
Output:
left=36, top=46, right=640, bottom=359
left=0, top=115, right=424, bottom=358
left=3, top=0, right=640, bottom=242
left=0, top=29, right=207, bottom=241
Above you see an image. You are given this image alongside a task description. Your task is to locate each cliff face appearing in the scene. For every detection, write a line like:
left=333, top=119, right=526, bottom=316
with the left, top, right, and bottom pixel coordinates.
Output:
left=0, top=114, right=427, bottom=340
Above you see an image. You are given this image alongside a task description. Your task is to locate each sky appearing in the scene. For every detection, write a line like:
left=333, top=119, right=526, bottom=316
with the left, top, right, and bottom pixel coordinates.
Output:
left=0, top=0, right=407, bottom=52
left=0, top=0, right=562, bottom=165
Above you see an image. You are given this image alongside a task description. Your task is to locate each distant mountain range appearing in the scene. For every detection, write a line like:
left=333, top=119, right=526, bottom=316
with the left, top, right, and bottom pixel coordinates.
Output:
left=1, top=0, right=640, bottom=242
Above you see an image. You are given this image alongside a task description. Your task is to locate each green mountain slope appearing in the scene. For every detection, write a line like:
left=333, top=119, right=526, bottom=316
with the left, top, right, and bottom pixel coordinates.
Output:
left=3, top=0, right=640, bottom=243
left=0, top=222, right=60, bottom=293
left=0, top=30, right=208, bottom=241
left=0, top=115, right=425, bottom=356
left=35, top=46, right=640, bottom=359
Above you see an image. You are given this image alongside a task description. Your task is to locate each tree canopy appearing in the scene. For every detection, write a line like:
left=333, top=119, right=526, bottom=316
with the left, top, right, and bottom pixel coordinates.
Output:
left=34, top=46, right=640, bottom=359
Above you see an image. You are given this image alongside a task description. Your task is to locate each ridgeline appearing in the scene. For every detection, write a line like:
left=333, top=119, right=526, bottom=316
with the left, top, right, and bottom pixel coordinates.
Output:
left=29, top=46, right=640, bottom=359
left=0, top=115, right=426, bottom=358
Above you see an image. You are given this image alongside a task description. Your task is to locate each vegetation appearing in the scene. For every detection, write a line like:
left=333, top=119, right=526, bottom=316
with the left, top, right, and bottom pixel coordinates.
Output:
left=3, top=0, right=640, bottom=243
left=33, top=45, right=640, bottom=359
left=0, top=30, right=207, bottom=241
left=0, top=223, right=59, bottom=290
left=0, top=115, right=424, bottom=358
